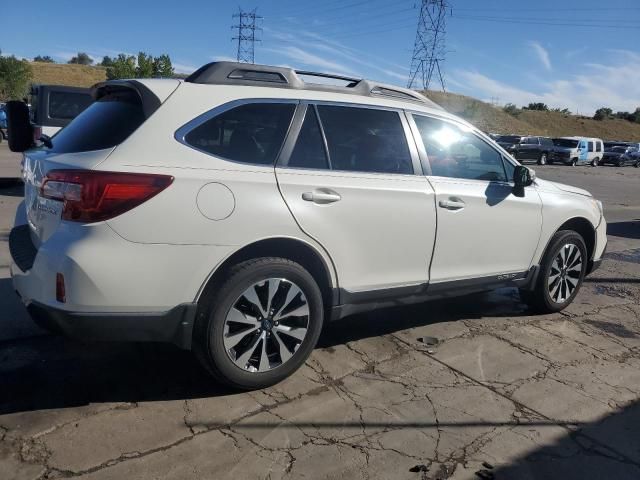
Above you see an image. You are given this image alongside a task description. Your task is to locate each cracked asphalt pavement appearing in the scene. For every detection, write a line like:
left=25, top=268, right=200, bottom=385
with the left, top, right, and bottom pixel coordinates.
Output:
left=2, top=143, right=640, bottom=479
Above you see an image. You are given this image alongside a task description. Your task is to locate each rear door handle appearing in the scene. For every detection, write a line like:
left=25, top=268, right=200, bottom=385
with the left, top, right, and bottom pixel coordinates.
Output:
left=302, top=189, right=341, bottom=204
left=438, top=198, right=465, bottom=210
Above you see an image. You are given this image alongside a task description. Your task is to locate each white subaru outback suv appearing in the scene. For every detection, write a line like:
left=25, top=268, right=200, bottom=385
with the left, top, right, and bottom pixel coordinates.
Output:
left=9, top=62, right=607, bottom=389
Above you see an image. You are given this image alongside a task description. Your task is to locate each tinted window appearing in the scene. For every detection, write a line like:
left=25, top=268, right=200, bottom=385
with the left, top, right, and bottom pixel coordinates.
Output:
left=553, top=138, right=579, bottom=148
left=413, top=115, right=507, bottom=182
left=316, top=105, right=413, bottom=174
left=596, top=142, right=602, bottom=152
left=542, top=137, right=553, bottom=146
left=49, top=90, right=145, bottom=154
left=286, top=106, right=329, bottom=170
left=185, top=103, right=295, bottom=165
left=497, top=135, right=521, bottom=144
left=49, top=91, right=93, bottom=120
left=588, top=141, right=594, bottom=152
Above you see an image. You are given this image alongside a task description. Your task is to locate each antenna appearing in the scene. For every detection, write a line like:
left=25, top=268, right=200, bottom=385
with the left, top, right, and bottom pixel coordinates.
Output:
left=232, top=8, right=262, bottom=64
left=407, top=0, right=448, bottom=92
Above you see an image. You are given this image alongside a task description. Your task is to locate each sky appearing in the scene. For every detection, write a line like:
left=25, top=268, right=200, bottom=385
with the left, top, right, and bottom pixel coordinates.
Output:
left=2, top=0, right=640, bottom=115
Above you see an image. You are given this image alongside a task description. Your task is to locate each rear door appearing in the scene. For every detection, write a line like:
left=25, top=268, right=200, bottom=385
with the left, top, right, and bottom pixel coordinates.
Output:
left=276, top=103, right=437, bottom=296
left=409, top=113, right=543, bottom=283
left=578, top=140, right=589, bottom=163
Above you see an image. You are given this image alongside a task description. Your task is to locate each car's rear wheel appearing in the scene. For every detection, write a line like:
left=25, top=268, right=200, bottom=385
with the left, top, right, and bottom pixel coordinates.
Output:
left=538, top=153, right=547, bottom=165
left=521, top=230, right=587, bottom=313
left=193, top=257, right=324, bottom=390
left=591, top=157, right=599, bottom=167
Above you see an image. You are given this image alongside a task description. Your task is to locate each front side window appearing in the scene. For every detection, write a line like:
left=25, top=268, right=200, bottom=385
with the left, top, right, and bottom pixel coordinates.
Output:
left=316, top=105, right=413, bottom=174
left=413, top=114, right=507, bottom=182
left=184, top=103, right=296, bottom=165
left=588, top=141, right=594, bottom=152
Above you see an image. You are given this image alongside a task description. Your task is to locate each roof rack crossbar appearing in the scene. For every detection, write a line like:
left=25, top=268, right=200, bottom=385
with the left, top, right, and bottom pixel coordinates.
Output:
left=294, top=70, right=362, bottom=85
left=185, top=62, right=441, bottom=109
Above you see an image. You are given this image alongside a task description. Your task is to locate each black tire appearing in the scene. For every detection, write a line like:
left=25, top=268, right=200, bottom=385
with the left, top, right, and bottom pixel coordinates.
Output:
left=591, top=157, right=599, bottom=167
left=538, top=153, right=547, bottom=165
left=571, top=158, right=578, bottom=166
left=635, top=161, right=639, bottom=168
left=521, top=230, right=588, bottom=314
left=193, top=257, right=324, bottom=390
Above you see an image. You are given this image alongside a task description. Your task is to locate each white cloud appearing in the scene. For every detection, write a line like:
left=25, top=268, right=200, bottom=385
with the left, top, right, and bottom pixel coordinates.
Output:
left=211, top=55, right=236, bottom=62
left=263, top=46, right=354, bottom=75
left=529, top=41, right=552, bottom=71
left=449, top=50, right=640, bottom=115
left=172, top=62, right=198, bottom=74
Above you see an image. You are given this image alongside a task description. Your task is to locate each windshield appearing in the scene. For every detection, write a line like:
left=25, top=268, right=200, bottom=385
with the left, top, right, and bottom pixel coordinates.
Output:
left=48, top=90, right=145, bottom=154
left=496, top=135, right=521, bottom=144
left=553, top=138, right=579, bottom=148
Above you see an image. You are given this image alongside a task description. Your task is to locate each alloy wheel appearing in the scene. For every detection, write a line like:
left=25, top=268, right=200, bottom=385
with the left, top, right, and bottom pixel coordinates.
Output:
left=547, top=243, right=583, bottom=303
left=223, top=278, right=309, bottom=373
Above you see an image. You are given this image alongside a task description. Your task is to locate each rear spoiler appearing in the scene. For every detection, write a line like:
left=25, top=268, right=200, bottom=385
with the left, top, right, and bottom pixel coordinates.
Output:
left=91, top=80, right=162, bottom=118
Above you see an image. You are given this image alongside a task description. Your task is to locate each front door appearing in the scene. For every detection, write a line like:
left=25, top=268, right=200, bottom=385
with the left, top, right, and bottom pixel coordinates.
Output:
left=276, top=103, right=437, bottom=295
left=410, top=113, right=543, bottom=283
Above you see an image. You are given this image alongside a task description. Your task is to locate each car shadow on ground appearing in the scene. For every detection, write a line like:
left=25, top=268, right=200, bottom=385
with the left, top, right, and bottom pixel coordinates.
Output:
left=607, top=220, right=640, bottom=240
left=0, top=179, right=24, bottom=195
left=0, top=280, right=532, bottom=415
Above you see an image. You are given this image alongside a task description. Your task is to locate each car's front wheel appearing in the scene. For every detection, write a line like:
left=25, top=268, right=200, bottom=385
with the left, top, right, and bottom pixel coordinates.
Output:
left=521, top=230, right=587, bottom=313
left=193, top=257, right=324, bottom=390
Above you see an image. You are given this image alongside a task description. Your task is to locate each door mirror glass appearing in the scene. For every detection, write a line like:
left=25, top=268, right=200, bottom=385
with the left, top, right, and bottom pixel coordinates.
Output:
left=514, top=165, right=535, bottom=187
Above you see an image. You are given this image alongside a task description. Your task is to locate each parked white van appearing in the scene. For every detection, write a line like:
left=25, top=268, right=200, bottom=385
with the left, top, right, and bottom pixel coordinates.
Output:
left=551, top=137, right=604, bottom=166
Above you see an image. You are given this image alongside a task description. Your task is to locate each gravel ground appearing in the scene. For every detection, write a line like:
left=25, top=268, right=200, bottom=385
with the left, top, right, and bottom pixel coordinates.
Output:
left=1, top=153, right=639, bottom=480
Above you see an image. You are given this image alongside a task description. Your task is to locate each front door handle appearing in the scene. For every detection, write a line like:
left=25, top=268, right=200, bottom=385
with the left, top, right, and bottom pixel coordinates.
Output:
left=438, top=198, right=465, bottom=210
left=302, top=189, right=341, bottom=204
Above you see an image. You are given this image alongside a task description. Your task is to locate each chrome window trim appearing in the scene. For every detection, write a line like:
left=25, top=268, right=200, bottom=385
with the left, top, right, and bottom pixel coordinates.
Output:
left=174, top=98, right=300, bottom=167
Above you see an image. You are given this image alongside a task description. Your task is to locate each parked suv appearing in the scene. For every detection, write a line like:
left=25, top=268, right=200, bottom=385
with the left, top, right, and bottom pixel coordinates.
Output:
left=551, top=137, right=603, bottom=166
left=601, top=145, right=639, bottom=167
left=496, top=135, right=554, bottom=165
left=9, top=62, right=607, bottom=389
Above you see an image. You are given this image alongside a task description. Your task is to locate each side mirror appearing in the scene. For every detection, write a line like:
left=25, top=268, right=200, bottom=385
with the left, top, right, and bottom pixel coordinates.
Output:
left=6, top=100, right=34, bottom=152
left=514, top=165, right=535, bottom=188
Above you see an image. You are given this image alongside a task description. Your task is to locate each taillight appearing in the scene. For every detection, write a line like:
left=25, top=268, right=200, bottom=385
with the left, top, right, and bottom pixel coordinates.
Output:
left=41, top=170, right=174, bottom=223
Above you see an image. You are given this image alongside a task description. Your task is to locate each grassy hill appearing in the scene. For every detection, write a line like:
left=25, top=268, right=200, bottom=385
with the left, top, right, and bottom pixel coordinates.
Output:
left=424, top=90, right=640, bottom=142
left=26, top=63, right=640, bottom=141
left=31, top=62, right=107, bottom=87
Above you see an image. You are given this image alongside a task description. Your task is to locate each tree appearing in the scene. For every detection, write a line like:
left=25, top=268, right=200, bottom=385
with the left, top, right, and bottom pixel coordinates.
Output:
left=136, top=52, right=155, bottom=78
left=152, top=54, right=174, bottom=77
left=593, top=107, right=613, bottom=121
left=68, top=52, right=94, bottom=65
left=33, top=55, right=55, bottom=63
left=503, top=103, right=519, bottom=116
left=106, top=54, right=137, bottom=80
left=524, top=102, right=549, bottom=111
left=100, top=56, right=114, bottom=67
left=551, top=107, right=571, bottom=115
left=634, top=108, right=640, bottom=124
left=0, top=55, right=33, bottom=100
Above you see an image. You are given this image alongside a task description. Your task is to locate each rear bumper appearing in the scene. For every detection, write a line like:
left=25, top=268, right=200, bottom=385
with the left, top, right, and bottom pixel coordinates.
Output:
left=25, top=300, right=197, bottom=349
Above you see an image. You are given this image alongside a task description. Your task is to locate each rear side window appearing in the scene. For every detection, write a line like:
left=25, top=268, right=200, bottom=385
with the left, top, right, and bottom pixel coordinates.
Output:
left=184, top=103, right=295, bottom=165
left=49, top=91, right=93, bottom=120
left=596, top=142, right=602, bottom=152
left=49, top=90, right=145, bottom=154
left=316, top=105, right=413, bottom=174
left=588, top=141, right=594, bottom=152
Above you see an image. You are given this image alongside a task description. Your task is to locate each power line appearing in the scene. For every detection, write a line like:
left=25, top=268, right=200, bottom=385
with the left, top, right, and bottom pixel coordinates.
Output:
left=408, top=0, right=449, bottom=92
left=454, top=14, right=640, bottom=29
left=232, top=8, right=262, bottom=63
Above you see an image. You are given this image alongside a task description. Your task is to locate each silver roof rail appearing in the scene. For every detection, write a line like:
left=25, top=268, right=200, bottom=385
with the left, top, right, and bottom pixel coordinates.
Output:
left=185, top=61, right=442, bottom=109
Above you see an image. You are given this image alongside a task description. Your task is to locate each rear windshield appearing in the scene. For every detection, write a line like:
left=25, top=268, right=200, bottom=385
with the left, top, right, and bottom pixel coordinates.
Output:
left=553, top=138, right=579, bottom=148
left=48, top=90, right=145, bottom=154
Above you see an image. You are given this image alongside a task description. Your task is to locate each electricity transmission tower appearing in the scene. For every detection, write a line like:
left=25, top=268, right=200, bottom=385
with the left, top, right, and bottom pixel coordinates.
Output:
left=232, top=8, right=262, bottom=63
left=407, top=0, right=449, bottom=92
